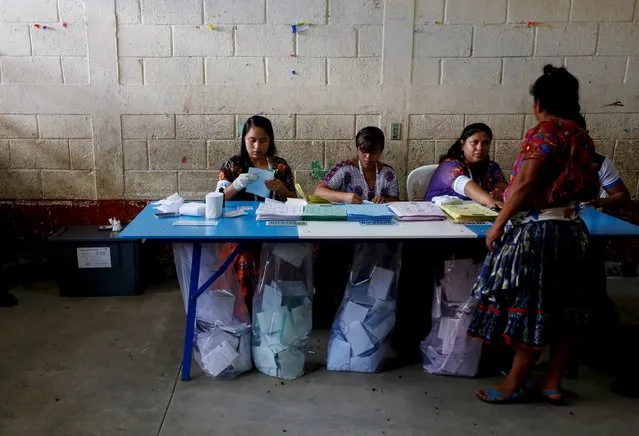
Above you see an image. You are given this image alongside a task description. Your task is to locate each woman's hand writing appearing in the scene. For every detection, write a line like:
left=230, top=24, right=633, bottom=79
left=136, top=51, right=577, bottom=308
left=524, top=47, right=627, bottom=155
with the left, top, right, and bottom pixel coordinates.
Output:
left=343, top=192, right=363, bottom=204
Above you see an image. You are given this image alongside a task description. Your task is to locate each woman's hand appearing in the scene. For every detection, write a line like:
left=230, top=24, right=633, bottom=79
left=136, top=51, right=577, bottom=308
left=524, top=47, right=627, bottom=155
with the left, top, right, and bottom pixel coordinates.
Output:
left=486, top=224, right=505, bottom=251
left=343, top=192, right=363, bottom=204
left=264, top=179, right=284, bottom=194
left=372, top=196, right=388, bottom=204
left=490, top=188, right=505, bottom=201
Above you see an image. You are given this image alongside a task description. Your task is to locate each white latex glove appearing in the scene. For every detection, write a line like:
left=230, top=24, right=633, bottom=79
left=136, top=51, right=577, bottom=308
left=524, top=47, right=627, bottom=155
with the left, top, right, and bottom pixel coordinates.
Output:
left=232, top=173, right=258, bottom=190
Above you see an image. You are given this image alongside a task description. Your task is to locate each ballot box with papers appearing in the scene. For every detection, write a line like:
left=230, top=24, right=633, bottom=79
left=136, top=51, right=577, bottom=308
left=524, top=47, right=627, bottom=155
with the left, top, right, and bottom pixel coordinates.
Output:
left=327, top=243, right=402, bottom=373
left=252, top=243, right=314, bottom=380
left=173, top=243, right=252, bottom=379
left=421, top=258, right=483, bottom=377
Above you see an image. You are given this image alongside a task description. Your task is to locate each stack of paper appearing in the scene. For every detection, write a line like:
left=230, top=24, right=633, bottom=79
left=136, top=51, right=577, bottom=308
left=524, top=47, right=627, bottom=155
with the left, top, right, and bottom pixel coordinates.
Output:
left=302, top=204, right=347, bottom=221
left=343, top=204, right=395, bottom=223
left=195, top=323, right=252, bottom=378
left=439, top=203, right=498, bottom=222
left=255, top=202, right=304, bottom=221
left=253, top=280, right=313, bottom=380
left=388, top=202, right=447, bottom=221
left=327, top=266, right=397, bottom=373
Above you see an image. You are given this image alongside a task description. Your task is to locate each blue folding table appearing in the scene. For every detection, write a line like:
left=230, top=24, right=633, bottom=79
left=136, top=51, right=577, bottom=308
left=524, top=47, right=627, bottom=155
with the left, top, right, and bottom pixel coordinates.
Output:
left=119, top=201, right=639, bottom=381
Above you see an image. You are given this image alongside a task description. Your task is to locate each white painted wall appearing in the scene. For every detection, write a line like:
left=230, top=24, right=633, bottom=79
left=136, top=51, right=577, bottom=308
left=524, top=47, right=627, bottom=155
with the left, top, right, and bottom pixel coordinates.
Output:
left=1, top=0, right=638, bottom=200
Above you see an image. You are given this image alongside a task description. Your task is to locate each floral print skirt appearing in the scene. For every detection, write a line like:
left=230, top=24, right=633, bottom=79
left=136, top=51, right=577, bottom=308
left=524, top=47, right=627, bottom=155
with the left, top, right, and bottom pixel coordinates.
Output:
left=468, top=219, right=602, bottom=349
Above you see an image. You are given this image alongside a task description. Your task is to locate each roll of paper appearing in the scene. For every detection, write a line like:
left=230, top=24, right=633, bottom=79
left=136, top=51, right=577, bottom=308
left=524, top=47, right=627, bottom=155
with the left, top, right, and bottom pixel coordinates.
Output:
left=179, top=202, right=205, bottom=216
left=205, top=192, right=223, bottom=219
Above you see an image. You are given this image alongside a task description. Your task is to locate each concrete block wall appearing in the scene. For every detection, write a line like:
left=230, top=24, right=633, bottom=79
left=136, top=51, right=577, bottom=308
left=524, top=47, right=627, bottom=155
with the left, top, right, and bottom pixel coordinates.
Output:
left=1, top=0, right=639, bottom=201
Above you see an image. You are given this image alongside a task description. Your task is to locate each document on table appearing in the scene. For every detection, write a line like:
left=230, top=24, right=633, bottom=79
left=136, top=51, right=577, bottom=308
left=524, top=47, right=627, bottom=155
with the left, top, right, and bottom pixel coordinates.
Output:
left=246, top=167, right=275, bottom=199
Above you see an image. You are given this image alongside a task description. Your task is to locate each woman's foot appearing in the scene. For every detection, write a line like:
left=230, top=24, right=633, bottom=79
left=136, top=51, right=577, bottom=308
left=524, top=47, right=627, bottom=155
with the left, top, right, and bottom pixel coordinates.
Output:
left=534, top=382, right=568, bottom=406
left=475, top=385, right=530, bottom=404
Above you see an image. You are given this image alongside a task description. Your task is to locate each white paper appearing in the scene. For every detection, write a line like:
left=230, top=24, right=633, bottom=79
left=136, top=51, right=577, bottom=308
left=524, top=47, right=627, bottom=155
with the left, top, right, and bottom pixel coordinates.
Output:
left=345, top=321, right=375, bottom=356
left=202, top=340, right=239, bottom=376
left=223, top=209, right=248, bottom=218
left=173, top=220, right=218, bottom=226
left=364, top=311, right=396, bottom=342
left=77, top=247, right=111, bottom=269
left=341, top=300, right=370, bottom=325
left=291, top=304, right=312, bottom=333
left=276, top=281, right=309, bottom=297
left=253, top=346, right=278, bottom=375
left=179, top=202, right=206, bottom=216
left=153, top=193, right=184, bottom=213
left=327, top=338, right=351, bottom=371
left=233, top=333, right=252, bottom=372
left=277, top=347, right=306, bottom=380
left=261, top=284, right=283, bottom=311
left=272, top=244, right=310, bottom=268
left=367, top=266, right=394, bottom=300
left=246, top=167, right=274, bottom=198
left=350, top=345, right=386, bottom=373
left=210, top=289, right=235, bottom=326
left=257, top=307, right=287, bottom=335
left=255, top=202, right=304, bottom=220
left=197, top=327, right=239, bottom=354
left=286, top=198, right=308, bottom=206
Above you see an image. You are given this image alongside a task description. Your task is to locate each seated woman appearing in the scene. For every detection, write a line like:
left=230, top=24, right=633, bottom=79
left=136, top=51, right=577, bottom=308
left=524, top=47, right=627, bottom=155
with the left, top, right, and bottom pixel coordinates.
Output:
left=424, top=123, right=507, bottom=209
left=313, top=126, right=400, bottom=204
left=217, top=115, right=296, bottom=201
left=215, top=115, right=296, bottom=307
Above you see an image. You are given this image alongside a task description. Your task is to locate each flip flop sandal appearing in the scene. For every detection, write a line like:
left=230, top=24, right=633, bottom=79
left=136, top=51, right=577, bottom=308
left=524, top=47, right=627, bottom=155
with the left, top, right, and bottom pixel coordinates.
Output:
left=538, top=389, right=568, bottom=406
left=475, top=386, right=529, bottom=404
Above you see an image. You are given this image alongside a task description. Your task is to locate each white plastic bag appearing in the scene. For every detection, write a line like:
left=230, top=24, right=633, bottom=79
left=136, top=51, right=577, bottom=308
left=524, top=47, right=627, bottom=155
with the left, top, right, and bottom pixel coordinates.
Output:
left=173, top=243, right=252, bottom=379
left=420, top=258, right=482, bottom=377
left=327, top=243, right=402, bottom=373
left=252, top=243, right=314, bottom=380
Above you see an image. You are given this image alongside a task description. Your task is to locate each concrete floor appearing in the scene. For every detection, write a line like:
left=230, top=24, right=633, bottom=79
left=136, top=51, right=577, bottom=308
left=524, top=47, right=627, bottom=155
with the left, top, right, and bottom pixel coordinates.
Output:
left=1, top=279, right=638, bottom=436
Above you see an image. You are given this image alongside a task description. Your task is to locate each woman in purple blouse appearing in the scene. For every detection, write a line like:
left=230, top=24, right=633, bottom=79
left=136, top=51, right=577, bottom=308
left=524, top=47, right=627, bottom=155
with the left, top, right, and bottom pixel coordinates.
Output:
left=424, top=123, right=507, bottom=209
left=314, top=126, right=400, bottom=204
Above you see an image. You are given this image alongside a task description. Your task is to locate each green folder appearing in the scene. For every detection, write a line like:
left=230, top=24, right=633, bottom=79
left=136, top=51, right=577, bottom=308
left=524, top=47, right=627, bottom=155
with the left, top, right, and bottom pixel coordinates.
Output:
left=302, top=204, right=347, bottom=221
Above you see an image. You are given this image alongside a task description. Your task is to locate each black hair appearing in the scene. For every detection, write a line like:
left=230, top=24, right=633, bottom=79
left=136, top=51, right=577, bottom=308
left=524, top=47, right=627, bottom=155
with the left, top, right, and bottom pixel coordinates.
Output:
left=530, top=65, right=583, bottom=125
left=240, top=115, right=276, bottom=160
left=439, top=123, right=493, bottom=164
left=356, top=126, right=385, bottom=153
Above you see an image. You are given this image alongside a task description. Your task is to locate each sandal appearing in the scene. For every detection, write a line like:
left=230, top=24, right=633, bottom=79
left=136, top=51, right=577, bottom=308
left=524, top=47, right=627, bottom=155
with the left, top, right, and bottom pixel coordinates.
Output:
left=537, top=389, right=568, bottom=406
left=475, top=386, right=530, bottom=404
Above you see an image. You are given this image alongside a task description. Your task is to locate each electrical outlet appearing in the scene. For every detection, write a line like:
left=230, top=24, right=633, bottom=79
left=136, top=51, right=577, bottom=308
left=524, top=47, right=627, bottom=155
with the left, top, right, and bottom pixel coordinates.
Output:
left=391, top=123, right=401, bottom=140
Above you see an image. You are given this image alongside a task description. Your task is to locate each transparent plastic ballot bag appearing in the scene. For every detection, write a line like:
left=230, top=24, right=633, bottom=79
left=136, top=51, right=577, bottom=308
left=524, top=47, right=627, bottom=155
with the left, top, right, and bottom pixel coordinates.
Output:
left=252, top=243, right=314, bottom=380
left=420, top=258, right=482, bottom=377
left=173, top=243, right=252, bottom=379
left=327, top=242, right=402, bottom=373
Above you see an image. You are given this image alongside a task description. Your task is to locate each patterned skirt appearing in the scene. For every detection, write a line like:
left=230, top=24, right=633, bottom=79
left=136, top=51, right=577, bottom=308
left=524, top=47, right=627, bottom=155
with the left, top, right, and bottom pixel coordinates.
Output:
left=468, top=218, right=600, bottom=349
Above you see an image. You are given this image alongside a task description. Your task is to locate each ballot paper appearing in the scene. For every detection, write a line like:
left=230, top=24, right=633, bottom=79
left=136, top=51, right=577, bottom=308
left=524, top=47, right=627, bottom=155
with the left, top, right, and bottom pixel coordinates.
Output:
left=202, top=340, right=239, bottom=377
left=345, top=321, right=375, bottom=356
left=257, top=307, right=288, bottom=335
left=210, top=289, right=236, bottom=326
left=364, top=309, right=396, bottom=342
left=272, top=243, right=310, bottom=268
left=276, top=280, right=309, bottom=297
left=246, top=167, right=274, bottom=198
left=276, top=347, right=306, bottom=380
left=350, top=345, right=386, bottom=373
left=253, top=346, right=278, bottom=377
left=234, top=333, right=252, bottom=373
left=291, top=304, right=313, bottom=333
left=341, top=300, right=370, bottom=325
left=327, top=337, right=351, bottom=371
left=197, top=327, right=239, bottom=353
left=261, top=283, right=283, bottom=310
left=367, top=266, right=395, bottom=300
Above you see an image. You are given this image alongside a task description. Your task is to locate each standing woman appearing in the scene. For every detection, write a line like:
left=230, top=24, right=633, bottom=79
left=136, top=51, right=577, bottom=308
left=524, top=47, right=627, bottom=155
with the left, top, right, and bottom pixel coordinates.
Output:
left=216, top=115, right=296, bottom=307
left=468, top=65, right=601, bottom=404
left=313, top=126, right=399, bottom=204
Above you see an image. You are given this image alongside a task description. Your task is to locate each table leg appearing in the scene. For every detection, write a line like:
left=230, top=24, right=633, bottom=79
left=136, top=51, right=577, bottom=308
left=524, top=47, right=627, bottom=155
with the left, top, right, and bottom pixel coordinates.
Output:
left=182, top=242, right=202, bottom=381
